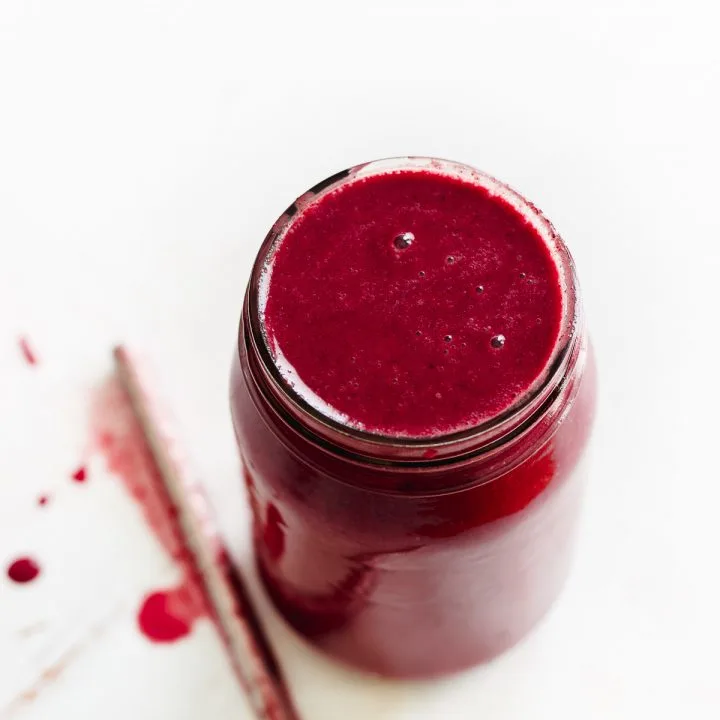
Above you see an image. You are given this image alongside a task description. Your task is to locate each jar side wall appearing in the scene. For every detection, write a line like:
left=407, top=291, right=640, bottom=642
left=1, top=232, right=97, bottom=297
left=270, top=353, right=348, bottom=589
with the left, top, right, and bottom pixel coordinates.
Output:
left=230, top=334, right=596, bottom=677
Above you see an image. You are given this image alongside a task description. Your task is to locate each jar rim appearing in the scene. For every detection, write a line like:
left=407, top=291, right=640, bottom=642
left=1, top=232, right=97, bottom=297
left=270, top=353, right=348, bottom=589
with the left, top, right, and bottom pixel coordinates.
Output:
left=242, top=156, right=581, bottom=464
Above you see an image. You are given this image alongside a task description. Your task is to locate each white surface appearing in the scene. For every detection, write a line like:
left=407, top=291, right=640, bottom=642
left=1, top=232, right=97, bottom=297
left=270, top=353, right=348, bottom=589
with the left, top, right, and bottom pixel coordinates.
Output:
left=1, top=1, right=720, bottom=718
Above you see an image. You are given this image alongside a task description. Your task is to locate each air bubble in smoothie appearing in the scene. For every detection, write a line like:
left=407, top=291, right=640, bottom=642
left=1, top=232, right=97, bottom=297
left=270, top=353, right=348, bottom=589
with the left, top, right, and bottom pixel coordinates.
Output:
left=393, top=231, right=415, bottom=249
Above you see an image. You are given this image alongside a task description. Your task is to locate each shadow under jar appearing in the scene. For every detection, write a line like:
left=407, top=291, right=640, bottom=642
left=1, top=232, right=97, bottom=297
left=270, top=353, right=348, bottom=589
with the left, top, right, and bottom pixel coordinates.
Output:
left=231, top=157, right=596, bottom=678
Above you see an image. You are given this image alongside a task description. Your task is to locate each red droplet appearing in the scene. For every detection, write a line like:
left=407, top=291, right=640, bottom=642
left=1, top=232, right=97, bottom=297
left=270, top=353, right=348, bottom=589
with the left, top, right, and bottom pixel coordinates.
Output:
left=7, top=557, right=41, bottom=584
left=137, top=591, right=191, bottom=642
left=18, top=337, right=38, bottom=366
left=38, top=495, right=50, bottom=506
left=71, top=466, right=87, bottom=483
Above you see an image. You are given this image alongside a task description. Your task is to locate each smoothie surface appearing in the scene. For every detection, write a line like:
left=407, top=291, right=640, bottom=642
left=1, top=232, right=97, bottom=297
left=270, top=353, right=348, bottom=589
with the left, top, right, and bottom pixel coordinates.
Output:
left=262, top=168, right=564, bottom=437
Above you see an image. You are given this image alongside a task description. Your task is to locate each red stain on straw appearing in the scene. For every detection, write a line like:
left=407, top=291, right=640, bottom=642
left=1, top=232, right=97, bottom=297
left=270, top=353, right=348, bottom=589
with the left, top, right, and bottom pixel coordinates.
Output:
left=88, top=347, right=300, bottom=719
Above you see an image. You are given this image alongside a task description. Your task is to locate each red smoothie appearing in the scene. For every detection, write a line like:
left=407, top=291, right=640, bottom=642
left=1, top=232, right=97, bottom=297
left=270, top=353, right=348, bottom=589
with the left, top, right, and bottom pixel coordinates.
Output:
left=231, top=157, right=595, bottom=677
left=263, top=168, right=563, bottom=437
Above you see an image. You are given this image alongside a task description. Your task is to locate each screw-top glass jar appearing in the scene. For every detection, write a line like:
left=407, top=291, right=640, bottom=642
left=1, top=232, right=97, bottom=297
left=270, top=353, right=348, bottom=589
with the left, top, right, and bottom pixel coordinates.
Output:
left=231, top=157, right=595, bottom=678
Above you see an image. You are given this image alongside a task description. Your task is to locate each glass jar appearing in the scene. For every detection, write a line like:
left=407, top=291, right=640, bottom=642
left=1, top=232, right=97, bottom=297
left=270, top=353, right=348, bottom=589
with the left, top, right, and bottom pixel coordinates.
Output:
left=230, top=157, right=596, bottom=678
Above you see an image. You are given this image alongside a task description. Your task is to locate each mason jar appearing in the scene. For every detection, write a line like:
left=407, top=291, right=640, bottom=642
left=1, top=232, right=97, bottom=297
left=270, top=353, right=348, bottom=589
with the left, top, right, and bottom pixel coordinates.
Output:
left=230, top=157, right=596, bottom=678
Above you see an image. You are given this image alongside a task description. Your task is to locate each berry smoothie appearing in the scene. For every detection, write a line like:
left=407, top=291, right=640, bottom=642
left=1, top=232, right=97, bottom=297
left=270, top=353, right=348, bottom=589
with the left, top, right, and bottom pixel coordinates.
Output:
left=231, top=158, right=594, bottom=677
left=262, top=168, right=563, bottom=438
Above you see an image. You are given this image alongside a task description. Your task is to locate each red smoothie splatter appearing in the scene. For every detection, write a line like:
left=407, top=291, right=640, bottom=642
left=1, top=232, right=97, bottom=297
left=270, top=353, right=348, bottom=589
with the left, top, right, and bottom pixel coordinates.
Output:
left=18, top=336, right=38, bottom=366
left=263, top=169, right=563, bottom=437
left=90, top=378, right=206, bottom=642
left=37, top=495, right=49, bottom=506
left=7, top=557, right=41, bottom=584
left=71, top=465, right=87, bottom=483
left=137, top=589, right=194, bottom=642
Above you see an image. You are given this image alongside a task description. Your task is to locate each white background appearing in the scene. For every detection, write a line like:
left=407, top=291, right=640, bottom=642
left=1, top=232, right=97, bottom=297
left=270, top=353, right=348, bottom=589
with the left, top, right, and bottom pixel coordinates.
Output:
left=2, top=1, right=720, bottom=718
